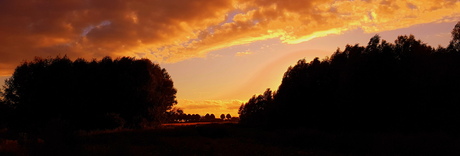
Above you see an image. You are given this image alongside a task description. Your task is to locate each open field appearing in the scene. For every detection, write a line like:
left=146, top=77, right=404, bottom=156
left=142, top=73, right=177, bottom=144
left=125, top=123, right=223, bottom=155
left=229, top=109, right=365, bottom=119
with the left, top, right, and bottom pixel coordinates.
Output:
left=1, top=123, right=460, bottom=156
left=161, top=121, right=238, bottom=127
left=162, top=122, right=216, bottom=126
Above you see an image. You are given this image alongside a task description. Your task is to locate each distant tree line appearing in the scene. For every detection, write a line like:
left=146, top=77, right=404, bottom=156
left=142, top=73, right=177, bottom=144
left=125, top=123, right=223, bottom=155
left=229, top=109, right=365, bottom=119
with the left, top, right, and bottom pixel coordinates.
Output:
left=202, top=113, right=233, bottom=121
left=165, top=108, right=234, bottom=122
left=0, top=56, right=177, bottom=135
left=166, top=108, right=201, bottom=122
left=239, top=22, right=460, bottom=132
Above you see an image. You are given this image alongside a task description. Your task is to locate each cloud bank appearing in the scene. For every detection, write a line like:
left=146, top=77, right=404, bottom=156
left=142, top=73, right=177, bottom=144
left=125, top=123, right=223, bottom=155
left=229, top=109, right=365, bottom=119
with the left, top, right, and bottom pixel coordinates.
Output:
left=1, top=0, right=459, bottom=75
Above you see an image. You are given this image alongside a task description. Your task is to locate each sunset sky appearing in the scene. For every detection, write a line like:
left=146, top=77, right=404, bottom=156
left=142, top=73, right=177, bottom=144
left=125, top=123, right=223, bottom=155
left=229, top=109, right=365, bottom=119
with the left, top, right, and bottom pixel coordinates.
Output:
left=1, top=0, right=459, bottom=116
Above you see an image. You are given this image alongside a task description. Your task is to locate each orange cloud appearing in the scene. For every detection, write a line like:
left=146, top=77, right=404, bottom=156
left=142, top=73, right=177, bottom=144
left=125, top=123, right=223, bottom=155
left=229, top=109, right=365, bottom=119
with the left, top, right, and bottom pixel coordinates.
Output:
left=0, top=0, right=459, bottom=75
left=0, top=0, right=234, bottom=75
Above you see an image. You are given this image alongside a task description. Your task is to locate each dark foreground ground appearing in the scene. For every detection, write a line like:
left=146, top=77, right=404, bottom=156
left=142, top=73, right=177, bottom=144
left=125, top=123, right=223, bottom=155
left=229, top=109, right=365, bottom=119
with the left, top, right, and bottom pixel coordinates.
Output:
left=1, top=123, right=460, bottom=156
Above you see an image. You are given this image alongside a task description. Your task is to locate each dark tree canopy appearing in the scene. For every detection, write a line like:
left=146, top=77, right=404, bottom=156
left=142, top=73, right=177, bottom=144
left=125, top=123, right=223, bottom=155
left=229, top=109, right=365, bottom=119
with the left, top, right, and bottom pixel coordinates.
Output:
left=220, top=114, right=225, bottom=120
left=210, top=114, right=216, bottom=120
left=2, top=56, right=177, bottom=132
left=226, top=114, right=231, bottom=120
left=239, top=23, right=460, bottom=132
left=238, top=88, right=274, bottom=126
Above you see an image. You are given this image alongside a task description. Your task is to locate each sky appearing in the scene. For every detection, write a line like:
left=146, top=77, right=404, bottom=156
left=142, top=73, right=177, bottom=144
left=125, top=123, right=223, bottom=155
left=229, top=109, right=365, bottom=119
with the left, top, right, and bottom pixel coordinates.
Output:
left=0, top=0, right=459, bottom=116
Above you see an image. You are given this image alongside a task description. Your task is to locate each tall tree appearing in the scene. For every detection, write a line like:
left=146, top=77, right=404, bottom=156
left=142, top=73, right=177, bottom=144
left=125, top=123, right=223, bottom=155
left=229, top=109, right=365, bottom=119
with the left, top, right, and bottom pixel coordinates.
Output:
left=449, top=21, right=460, bottom=52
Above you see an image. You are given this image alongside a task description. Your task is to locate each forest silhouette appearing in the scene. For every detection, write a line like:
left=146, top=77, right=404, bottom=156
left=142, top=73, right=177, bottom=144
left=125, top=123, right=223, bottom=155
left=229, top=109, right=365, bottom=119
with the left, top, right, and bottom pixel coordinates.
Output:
left=239, top=21, right=460, bottom=132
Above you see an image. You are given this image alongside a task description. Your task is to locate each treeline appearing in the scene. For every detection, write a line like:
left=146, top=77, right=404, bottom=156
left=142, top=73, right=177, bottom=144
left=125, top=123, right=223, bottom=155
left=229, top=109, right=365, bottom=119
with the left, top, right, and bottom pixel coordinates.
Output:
left=239, top=22, right=460, bottom=132
left=166, top=108, right=235, bottom=122
left=0, top=56, right=177, bottom=134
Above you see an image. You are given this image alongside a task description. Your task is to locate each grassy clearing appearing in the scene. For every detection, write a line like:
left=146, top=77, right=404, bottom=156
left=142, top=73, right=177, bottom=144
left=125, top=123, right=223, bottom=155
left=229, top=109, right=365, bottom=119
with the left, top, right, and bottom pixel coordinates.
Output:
left=1, top=124, right=460, bottom=155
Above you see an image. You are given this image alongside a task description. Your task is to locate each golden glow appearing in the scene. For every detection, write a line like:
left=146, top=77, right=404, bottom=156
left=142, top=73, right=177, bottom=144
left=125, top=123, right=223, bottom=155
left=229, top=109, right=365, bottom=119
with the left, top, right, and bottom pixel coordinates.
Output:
left=283, top=28, right=347, bottom=44
left=177, top=99, right=244, bottom=116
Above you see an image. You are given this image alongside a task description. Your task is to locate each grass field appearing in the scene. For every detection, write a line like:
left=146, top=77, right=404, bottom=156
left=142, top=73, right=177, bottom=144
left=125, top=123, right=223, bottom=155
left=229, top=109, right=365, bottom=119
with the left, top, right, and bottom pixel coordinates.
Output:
left=1, top=123, right=460, bottom=155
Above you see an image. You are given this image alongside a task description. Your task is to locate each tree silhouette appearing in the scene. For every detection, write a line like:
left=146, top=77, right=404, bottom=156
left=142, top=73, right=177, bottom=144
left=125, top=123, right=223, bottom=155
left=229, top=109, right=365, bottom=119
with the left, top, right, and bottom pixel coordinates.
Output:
left=210, top=114, right=216, bottom=120
left=2, top=56, right=177, bottom=133
left=166, top=107, right=185, bottom=122
left=239, top=88, right=274, bottom=126
left=226, top=114, right=231, bottom=120
left=192, top=114, right=201, bottom=121
left=449, top=21, right=460, bottom=52
left=220, top=114, right=225, bottom=120
left=239, top=22, right=460, bottom=132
